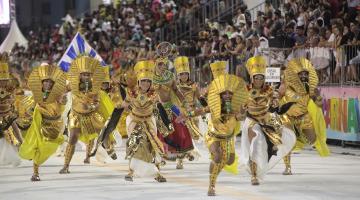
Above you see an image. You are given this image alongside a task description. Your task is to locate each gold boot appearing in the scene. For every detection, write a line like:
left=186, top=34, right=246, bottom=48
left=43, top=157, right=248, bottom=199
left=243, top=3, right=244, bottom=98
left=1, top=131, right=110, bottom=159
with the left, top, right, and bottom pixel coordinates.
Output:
left=31, top=163, right=40, bottom=181
left=176, top=158, right=184, bottom=169
left=59, top=144, right=75, bottom=174
left=250, top=160, right=259, bottom=185
left=154, top=173, right=167, bottom=182
left=84, top=140, right=94, bottom=164
left=283, top=153, right=292, bottom=175
left=125, top=169, right=134, bottom=181
left=207, top=162, right=222, bottom=196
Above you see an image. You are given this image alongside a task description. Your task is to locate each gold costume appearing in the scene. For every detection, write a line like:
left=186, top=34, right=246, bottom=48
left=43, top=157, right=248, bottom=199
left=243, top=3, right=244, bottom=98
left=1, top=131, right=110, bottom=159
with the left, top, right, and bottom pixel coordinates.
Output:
left=0, top=55, right=20, bottom=146
left=206, top=70, right=248, bottom=195
left=245, top=56, right=284, bottom=145
left=19, top=64, right=67, bottom=181
left=67, top=56, right=107, bottom=143
left=60, top=56, right=115, bottom=173
left=238, top=56, right=297, bottom=185
left=0, top=55, right=22, bottom=167
left=174, top=56, right=202, bottom=140
left=124, top=60, right=166, bottom=182
left=281, top=58, right=329, bottom=170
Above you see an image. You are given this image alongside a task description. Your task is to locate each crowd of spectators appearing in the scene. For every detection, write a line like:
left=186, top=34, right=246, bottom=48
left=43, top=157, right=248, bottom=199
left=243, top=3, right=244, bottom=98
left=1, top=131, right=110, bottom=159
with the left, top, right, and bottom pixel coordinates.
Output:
left=176, top=0, right=360, bottom=84
left=8, top=0, right=204, bottom=78
left=5, top=0, right=360, bottom=85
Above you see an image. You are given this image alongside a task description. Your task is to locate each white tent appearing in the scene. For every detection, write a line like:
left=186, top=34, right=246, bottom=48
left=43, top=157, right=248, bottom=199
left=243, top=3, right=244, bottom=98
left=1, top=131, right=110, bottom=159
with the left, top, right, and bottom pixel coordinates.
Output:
left=0, top=20, right=28, bottom=53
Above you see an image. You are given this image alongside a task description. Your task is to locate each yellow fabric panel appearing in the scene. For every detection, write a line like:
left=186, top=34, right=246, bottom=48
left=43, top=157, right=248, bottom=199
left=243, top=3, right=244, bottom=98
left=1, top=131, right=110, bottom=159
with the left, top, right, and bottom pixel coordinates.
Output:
left=223, top=154, right=239, bottom=175
left=19, top=105, right=64, bottom=165
left=308, top=99, right=330, bottom=157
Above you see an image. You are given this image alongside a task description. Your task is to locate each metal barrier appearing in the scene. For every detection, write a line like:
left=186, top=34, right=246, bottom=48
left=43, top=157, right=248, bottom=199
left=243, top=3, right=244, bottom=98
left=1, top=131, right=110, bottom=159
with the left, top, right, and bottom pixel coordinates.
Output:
left=185, top=45, right=360, bottom=87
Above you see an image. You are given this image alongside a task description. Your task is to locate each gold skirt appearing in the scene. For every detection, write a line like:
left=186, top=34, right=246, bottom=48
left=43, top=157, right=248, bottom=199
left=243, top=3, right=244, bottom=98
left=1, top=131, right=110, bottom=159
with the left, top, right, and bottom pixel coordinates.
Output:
left=126, top=123, right=154, bottom=163
left=69, top=111, right=105, bottom=143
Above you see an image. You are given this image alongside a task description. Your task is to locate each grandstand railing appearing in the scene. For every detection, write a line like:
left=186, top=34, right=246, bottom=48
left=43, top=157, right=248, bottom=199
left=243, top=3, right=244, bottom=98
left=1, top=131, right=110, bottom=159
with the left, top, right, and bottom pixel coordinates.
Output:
left=159, top=0, right=244, bottom=44
left=186, top=45, right=360, bottom=87
left=248, top=2, right=265, bottom=22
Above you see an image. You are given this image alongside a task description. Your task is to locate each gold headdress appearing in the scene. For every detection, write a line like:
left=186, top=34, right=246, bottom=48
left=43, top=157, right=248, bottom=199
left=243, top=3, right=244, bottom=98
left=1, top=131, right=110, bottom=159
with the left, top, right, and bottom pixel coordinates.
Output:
left=174, top=56, right=190, bottom=74
left=210, top=61, right=227, bottom=79
left=134, top=60, right=155, bottom=81
left=287, top=57, right=315, bottom=74
left=28, top=64, right=66, bottom=103
left=103, top=66, right=110, bottom=83
left=68, top=56, right=105, bottom=94
left=0, top=53, right=10, bottom=80
left=207, top=74, right=249, bottom=120
left=285, top=57, right=318, bottom=96
left=246, top=56, right=267, bottom=78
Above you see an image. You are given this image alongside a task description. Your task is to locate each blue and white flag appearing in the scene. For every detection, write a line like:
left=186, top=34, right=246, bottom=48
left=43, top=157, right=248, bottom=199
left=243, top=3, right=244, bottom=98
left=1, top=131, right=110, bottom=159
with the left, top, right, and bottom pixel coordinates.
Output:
left=57, top=32, right=106, bottom=72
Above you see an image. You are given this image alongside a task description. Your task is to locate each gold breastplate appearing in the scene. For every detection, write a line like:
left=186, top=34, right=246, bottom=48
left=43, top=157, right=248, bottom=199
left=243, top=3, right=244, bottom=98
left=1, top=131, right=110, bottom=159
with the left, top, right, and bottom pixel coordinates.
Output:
left=247, top=88, right=272, bottom=119
left=130, top=91, right=156, bottom=119
left=283, top=89, right=309, bottom=117
left=72, top=93, right=98, bottom=114
left=208, top=115, right=237, bottom=139
left=178, top=83, right=195, bottom=106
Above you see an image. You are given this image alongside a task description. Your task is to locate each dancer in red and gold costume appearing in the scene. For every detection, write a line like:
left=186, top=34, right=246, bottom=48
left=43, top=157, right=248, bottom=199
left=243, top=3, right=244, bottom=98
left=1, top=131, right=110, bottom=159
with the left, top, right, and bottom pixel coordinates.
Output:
left=173, top=56, right=206, bottom=169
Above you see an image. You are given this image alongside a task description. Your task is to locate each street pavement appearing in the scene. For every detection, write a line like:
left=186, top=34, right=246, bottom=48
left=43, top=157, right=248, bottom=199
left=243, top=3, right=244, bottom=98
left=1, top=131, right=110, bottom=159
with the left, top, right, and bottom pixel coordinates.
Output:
left=1, top=139, right=360, bottom=200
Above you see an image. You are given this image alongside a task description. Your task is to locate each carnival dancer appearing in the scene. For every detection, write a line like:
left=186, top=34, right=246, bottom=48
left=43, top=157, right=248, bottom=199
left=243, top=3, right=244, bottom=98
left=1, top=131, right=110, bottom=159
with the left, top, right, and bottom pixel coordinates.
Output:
left=205, top=73, right=248, bottom=196
left=280, top=57, right=330, bottom=175
left=152, top=42, right=204, bottom=166
left=0, top=53, right=23, bottom=167
left=239, top=56, right=296, bottom=185
left=120, top=60, right=167, bottom=182
left=176, top=66, right=249, bottom=195
left=19, top=64, right=67, bottom=181
left=59, top=56, right=116, bottom=174
left=173, top=56, right=208, bottom=169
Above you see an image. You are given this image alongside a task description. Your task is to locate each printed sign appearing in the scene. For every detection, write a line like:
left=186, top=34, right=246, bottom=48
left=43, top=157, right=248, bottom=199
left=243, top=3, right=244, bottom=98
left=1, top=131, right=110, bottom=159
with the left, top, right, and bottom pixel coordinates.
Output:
left=265, top=67, right=280, bottom=82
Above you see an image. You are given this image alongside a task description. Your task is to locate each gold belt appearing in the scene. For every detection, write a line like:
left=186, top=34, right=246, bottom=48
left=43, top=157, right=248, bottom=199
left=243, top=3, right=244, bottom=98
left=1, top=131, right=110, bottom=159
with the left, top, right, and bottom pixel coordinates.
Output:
left=208, top=131, right=234, bottom=140
left=132, top=112, right=152, bottom=119
left=72, top=109, right=95, bottom=116
left=42, top=115, right=61, bottom=121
